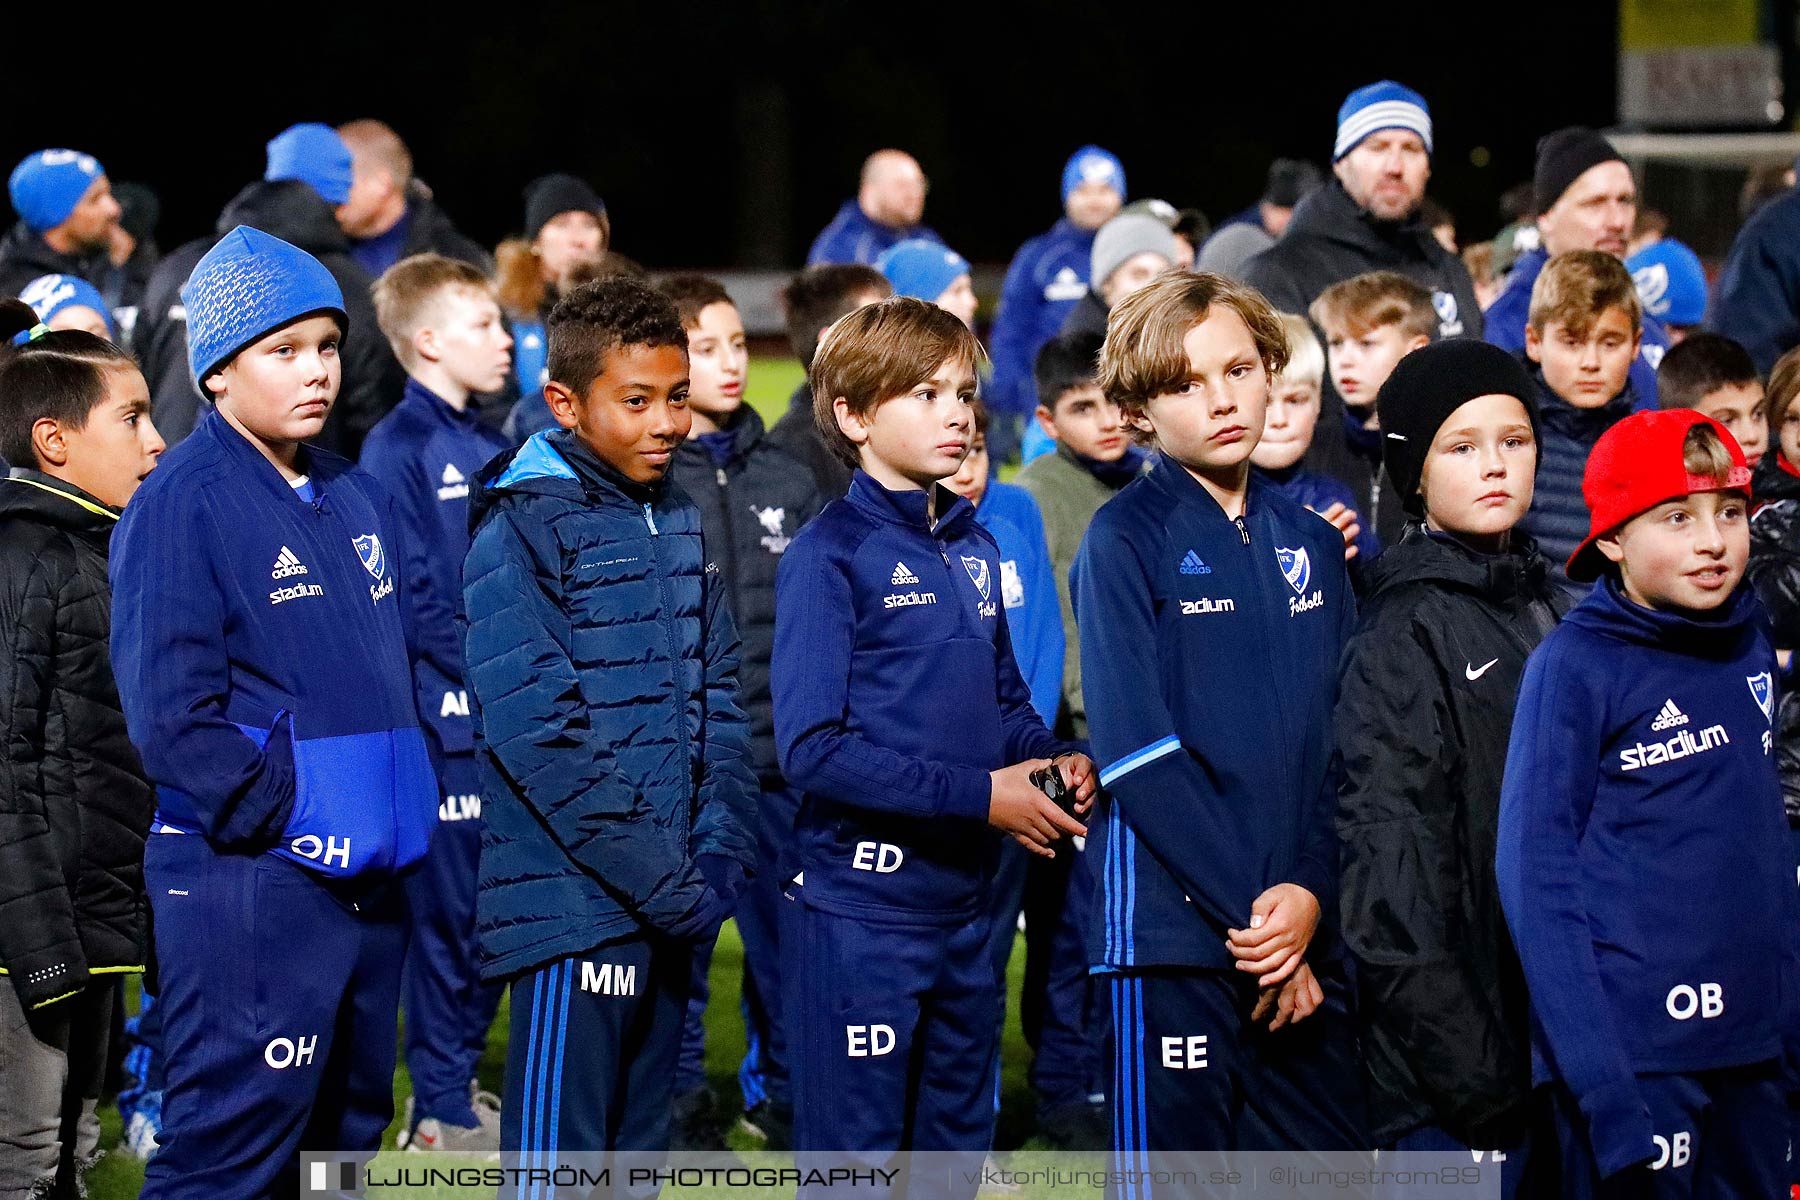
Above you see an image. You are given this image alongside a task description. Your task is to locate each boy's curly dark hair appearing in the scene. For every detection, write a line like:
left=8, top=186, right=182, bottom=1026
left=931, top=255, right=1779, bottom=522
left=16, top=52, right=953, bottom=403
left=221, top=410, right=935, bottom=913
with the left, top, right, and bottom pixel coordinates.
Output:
left=545, top=277, right=688, bottom=395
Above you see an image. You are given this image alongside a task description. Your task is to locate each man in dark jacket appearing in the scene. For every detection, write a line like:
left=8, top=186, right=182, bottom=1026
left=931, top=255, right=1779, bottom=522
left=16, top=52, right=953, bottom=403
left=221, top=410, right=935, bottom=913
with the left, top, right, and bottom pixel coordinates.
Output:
left=1244, top=82, right=1481, bottom=509
left=765, top=263, right=890, bottom=499
left=1710, top=181, right=1800, bottom=375
left=0, top=149, right=122, bottom=300
left=335, top=120, right=493, bottom=278
left=805, top=150, right=940, bottom=266
left=0, top=314, right=161, bottom=1199
left=134, top=174, right=400, bottom=455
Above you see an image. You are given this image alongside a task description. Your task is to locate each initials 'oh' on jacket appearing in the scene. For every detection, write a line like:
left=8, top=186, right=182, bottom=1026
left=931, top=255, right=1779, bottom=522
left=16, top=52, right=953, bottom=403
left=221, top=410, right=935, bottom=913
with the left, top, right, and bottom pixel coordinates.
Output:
left=1335, top=526, right=1566, bottom=1146
left=1074, top=456, right=1354, bottom=971
left=110, top=411, right=439, bottom=880
left=462, top=430, right=758, bottom=980
left=670, top=407, right=825, bottom=786
left=772, top=472, right=1068, bottom=925
left=1497, top=577, right=1800, bottom=1179
left=0, top=472, right=155, bottom=1010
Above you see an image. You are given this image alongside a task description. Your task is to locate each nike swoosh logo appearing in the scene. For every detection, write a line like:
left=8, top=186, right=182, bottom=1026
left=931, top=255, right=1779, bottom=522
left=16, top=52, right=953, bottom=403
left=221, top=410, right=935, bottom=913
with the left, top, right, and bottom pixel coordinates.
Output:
left=1466, top=658, right=1499, bottom=681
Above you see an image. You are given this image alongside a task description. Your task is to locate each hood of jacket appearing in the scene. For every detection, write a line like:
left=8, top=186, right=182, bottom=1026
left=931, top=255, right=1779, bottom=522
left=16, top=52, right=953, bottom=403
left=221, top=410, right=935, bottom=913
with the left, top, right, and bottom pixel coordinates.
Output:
left=215, top=179, right=352, bottom=258
left=0, top=469, right=120, bottom=545
left=1564, top=571, right=1761, bottom=656
left=1362, top=523, right=1555, bottom=607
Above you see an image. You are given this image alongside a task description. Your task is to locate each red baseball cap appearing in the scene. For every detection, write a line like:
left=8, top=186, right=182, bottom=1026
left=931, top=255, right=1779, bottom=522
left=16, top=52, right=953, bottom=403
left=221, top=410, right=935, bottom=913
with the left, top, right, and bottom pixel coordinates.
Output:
left=1566, top=409, right=1752, bottom=582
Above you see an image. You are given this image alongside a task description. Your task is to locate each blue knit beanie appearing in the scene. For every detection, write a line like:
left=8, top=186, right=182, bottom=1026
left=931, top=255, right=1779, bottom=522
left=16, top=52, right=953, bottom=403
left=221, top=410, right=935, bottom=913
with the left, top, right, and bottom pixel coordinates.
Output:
left=1628, top=239, right=1708, bottom=326
left=1334, top=81, right=1433, bottom=162
left=8, top=150, right=105, bottom=233
left=876, top=239, right=971, bottom=302
left=264, top=124, right=354, bottom=206
left=1062, top=146, right=1126, bottom=203
left=19, top=274, right=115, bottom=339
left=181, top=226, right=347, bottom=384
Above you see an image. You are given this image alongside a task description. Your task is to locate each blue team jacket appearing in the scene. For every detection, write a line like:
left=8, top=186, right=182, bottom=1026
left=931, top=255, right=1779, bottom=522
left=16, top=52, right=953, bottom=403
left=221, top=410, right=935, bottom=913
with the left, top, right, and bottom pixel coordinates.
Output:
left=988, top=219, right=1097, bottom=416
left=1073, top=455, right=1354, bottom=971
left=110, top=410, right=439, bottom=878
left=1485, top=248, right=1667, bottom=409
left=805, top=200, right=942, bottom=267
left=462, top=431, right=758, bottom=978
left=1497, top=577, right=1800, bottom=1177
left=1709, top=187, right=1800, bottom=374
left=359, top=379, right=510, bottom=756
left=772, top=472, right=1069, bottom=924
left=977, top=482, right=1064, bottom=727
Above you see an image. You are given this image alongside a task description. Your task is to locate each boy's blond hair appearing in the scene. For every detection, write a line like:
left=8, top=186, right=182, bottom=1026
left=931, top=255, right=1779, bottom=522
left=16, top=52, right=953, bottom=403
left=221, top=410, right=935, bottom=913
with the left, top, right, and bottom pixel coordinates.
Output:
left=1099, top=271, right=1289, bottom=431
left=1764, top=345, right=1800, bottom=432
left=374, top=254, right=498, bottom=368
left=1274, top=313, right=1324, bottom=390
left=810, top=296, right=985, bottom=467
left=1527, top=250, right=1642, bottom=337
left=1308, top=271, right=1437, bottom=342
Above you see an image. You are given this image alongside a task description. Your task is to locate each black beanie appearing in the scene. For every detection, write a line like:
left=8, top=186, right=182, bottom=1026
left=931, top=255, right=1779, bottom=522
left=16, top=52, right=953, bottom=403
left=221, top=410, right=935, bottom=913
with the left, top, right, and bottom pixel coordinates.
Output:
left=1534, top=127, right=1624, bottom=213
left=1262, top=159, right=1323, bottom=209
left=523, top=173, right=606, bottom=241
left=1376, top=339, right=1541, bottom=517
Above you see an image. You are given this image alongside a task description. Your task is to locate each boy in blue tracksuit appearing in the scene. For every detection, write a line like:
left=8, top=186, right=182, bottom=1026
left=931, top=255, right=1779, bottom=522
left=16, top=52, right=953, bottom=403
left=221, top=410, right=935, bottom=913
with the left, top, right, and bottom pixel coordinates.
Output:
left=111, top=227, right=441, bottom=1199
left=1074, top=272, right=1368, bottom=1156
left=462, top=277, right=758, bottom=1165
left=771, top=296, right=1095, bottom=1174
left=989, top=147, right=1126, bottom=423
left=360, top=254, right=515, bottom=1150
left=1498, top=408, right=1800, bottom=1196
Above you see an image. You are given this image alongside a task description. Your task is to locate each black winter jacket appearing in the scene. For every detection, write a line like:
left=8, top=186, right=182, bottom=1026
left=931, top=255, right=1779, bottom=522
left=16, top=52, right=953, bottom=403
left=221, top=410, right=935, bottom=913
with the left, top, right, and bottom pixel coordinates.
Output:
left=1337, top=526, right=1566, bottom=1145
left=1749, top=452, right=1800, bottom=822
left=0, top=472, right=154, bottom=1010
left=0, top=222, right=111, bottom=300
left=670, top=409, right=825, bottom=784
left=132, top=181, right=403, bottom=455
left=1519, top=365, right=1636, bottom=594
left=1057, top=289, right=1110, bottom=338
left=766, top=383, right=853, bottom=500
left=395, top=183, right=493, bottom=272
left=1243, top=181, right=1483, bottom=536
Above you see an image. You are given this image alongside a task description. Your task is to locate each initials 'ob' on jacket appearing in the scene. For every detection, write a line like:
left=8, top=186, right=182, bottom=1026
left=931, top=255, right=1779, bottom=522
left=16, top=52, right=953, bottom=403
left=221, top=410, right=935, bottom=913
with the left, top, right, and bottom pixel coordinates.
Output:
left=109, top=411, right=439, bottom=879
left=462, top=430, right=758, bottom=981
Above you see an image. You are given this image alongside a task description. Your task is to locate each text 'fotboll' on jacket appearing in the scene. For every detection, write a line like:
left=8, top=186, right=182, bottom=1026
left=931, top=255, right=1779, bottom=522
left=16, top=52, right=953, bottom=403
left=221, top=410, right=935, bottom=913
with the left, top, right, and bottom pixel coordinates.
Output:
left=462, top=430, right=758, bottom=981
left=772, top=471, right=1068, bottom=925
left=109, top=410, right=439, bottom=879
left=1497, top=576, right=1800, bottom=1170
left=1074, top=455, right=1354, bottom=972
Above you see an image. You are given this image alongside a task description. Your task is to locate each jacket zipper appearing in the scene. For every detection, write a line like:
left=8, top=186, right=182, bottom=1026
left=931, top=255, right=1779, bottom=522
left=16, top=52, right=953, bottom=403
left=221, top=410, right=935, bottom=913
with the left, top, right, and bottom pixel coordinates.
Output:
left=642, top=500, right=693, bottom=846
left=1235, top=510, right=1297, bottom=857
left=715, top=468, right=743, bottom=618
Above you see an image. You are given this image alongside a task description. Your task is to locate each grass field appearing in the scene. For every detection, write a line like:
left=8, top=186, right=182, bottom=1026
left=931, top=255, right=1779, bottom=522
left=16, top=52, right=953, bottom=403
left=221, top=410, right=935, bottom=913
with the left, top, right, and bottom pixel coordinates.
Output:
left=84, top=359, right=1046, bottom=1198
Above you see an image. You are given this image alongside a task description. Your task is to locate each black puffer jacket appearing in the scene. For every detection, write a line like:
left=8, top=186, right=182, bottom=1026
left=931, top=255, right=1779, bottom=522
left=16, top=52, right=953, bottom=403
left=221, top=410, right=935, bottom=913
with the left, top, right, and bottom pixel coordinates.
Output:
left=0, top=471, right=154, bottom=1010
left=396, top=183, right=493, bottom=271
left=1520, top=365, right=1636, bottom=594
left=1336, top=525, right=1566, bottom=1146
left=1748, top=452, right=1800, bottom=821
left=133, top=180, right=402, bottom=455
left=671, top=409, right=825, bottom=784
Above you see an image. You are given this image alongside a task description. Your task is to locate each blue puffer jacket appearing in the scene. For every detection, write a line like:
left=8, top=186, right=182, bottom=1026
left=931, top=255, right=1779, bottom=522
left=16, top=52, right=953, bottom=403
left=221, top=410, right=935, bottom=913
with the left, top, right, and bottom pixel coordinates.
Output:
left=462, top=430, right=758, bottom=980
left=1518, top=364, right=1636, bottom=592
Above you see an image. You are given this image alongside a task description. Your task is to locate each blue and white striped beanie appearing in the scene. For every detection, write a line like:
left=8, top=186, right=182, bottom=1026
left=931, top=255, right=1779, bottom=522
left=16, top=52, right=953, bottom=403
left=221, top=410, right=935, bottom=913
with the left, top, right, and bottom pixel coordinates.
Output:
left=180, top=226, right=346, bottom=385
left=1333, top=81, right=1433, bottom=162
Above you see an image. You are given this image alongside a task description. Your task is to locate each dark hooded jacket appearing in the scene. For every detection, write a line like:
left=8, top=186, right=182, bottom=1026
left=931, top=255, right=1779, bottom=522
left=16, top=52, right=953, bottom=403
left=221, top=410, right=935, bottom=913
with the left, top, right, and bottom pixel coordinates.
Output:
left=132, top=180, right=402, bottom=454
left=670, top=408, right=825, bottom=785
left=1337, top=525, right=1566, bottom=1145
left=1243, top=180, right=1483, bottom=536
left=0, top=222, right=111, bottom=300
left=1748, top=451, right=1800, bottom=821
left=0, top=471, right=154, bottom=1010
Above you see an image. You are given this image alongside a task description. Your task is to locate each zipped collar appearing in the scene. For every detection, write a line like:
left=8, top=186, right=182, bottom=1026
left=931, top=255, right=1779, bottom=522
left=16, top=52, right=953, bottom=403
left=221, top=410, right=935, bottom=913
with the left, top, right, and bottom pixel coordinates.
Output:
left=673, top=406, right=768, bottom=472
left=199, top=409, right=343, bottom=508
left=846, top=469, right=975, bottom=537
left=402, top=377, right=485, bottom=431
left=0, top=468, right=120, bottom=530
left=1146, top=451, right=1262, bottom=526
